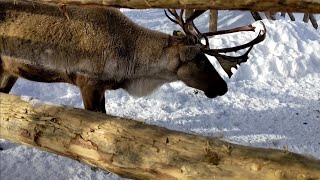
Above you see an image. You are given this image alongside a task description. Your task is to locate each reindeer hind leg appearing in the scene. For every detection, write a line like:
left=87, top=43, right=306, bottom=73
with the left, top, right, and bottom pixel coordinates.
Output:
left=0, top=70, right=18, bottom=94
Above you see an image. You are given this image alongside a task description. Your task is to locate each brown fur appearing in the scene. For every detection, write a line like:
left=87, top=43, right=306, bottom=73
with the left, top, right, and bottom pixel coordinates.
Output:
left=0, top=1, right=227, bottom=113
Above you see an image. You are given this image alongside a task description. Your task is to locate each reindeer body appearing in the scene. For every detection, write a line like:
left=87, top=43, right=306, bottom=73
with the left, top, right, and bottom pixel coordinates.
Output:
left=0, top=2, right=229, bottom=112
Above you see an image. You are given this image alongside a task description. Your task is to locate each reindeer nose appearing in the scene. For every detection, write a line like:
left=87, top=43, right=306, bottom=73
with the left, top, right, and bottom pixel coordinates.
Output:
left=205, top=82, right=228, bottom=98
left=217, top=82, right=228, bottom=96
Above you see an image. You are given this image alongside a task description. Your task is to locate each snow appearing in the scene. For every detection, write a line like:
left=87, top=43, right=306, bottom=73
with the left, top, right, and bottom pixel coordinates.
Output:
left=1, top=10, right=320, bottom=180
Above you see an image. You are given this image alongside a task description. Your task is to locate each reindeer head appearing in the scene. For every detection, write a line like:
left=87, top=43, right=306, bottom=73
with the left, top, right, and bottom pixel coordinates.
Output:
left=165, top=9, right=266, bottom=98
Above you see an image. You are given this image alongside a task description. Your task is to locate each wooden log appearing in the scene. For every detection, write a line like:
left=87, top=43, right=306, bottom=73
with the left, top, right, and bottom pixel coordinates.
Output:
left=1, top=93, right=320, bottom=180
left=14, top=0, right=320, bottom=13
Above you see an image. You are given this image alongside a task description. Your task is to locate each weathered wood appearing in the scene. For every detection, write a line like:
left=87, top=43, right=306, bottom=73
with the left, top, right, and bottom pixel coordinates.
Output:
left=184, top=9, right=194, bottom=32
left=14, top=0, right=320, bottom=13
left=185, top=9, right=193, bottom=19
left=209, top=10, right=218, bottom=32
left=1, top=93, right=320, bottom=180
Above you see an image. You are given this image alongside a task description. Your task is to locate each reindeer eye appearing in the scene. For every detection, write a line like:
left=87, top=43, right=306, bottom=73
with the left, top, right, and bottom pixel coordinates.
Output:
left=198, top=60, right=206, bottom=68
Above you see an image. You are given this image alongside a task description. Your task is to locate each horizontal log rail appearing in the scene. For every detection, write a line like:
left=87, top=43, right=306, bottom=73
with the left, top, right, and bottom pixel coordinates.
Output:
left=12, top=0, right=320, bottom=13
left=1, top=93, right=320, bottom=179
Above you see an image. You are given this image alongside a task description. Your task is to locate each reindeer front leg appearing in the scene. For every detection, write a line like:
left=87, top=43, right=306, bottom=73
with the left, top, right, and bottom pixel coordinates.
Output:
left=79, top=86, right=106, bottom=113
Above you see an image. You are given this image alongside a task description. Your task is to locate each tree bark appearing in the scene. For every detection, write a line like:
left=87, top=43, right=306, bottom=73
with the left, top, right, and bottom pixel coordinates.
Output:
left=1, top=93, right=320, bottom=180
left=16, top=0, right=320, bottom=13
left=209, top=10, right=218, bottom=32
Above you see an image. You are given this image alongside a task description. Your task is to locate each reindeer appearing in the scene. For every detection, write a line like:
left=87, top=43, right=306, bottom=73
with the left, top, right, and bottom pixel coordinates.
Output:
left=0, top=1, right=266, bottom=113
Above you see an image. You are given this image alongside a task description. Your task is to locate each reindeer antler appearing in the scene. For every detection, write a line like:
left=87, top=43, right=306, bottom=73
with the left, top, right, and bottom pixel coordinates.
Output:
left=204, top=22, right=266, bottom=63
left=164, top=9, right=206, bottom=45
left=165, top=9, right=267, bottom=63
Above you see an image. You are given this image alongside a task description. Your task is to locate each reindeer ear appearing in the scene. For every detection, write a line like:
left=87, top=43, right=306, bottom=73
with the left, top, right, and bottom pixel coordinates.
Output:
left=216, top=56, right=248, bottom=78
left=179, top=45, right=201, bottom=62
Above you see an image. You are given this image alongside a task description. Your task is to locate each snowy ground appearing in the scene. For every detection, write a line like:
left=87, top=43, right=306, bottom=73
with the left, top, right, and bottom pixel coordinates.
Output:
left=0, top=10, right=319, bottom=180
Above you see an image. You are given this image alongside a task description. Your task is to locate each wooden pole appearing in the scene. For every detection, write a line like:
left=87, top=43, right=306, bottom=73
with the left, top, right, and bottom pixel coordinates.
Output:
left=250, top=11, right=262, bottom=21
left=185, top=9, right=194, bottom=32
left=17, top=0, right=320, bottom=13
left=209, top=10, right=218, bottom=32
left=1, top=93, right=320, bottom=179
left=304, top=13, right=319, bottom=29
left=280, top=12, right=296, bottom=21
left=265, top=12, right=276, bottom=20
left=303, top=13, right=310, bottom=23
left=309, top=14, right=318, bottom=29
left=288, top=12, right=296, bottom=21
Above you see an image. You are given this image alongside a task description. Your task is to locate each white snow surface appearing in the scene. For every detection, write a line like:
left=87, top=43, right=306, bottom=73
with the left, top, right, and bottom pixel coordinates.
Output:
left=1, top=10, right=319, bottom=180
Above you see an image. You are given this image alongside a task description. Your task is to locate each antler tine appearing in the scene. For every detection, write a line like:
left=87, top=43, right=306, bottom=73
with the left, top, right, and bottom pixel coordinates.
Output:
left=179, top=9, right=185, bottom=29
left=203, top=25, right=256, bottom=37
left=165, top=9, right=186, bottom=29
left=168, top=9, right=179, bottom=18
left=165, top=9, right=208, bottom=46
left=186, top=10, right=208, bottom=46
left=190, top=21, right=210, bottom=47
left=204, top=22, right=266, bottom=54
left=164, top=8, right=267, bottom=65
left=206, top=45, right=254, bottom=63
left=185, top=10, right=206, bottom=24
left=164, top=10, right=179, bottom=25
left=180, top=9, right=184, bottom=20
left=181, top=10, right=207, bottom=44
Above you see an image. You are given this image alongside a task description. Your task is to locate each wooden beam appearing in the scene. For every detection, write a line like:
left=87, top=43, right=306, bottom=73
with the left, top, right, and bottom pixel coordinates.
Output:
left=1, top=93, right=320, bottom=179
left=16, top=0, right=320, bottom=13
